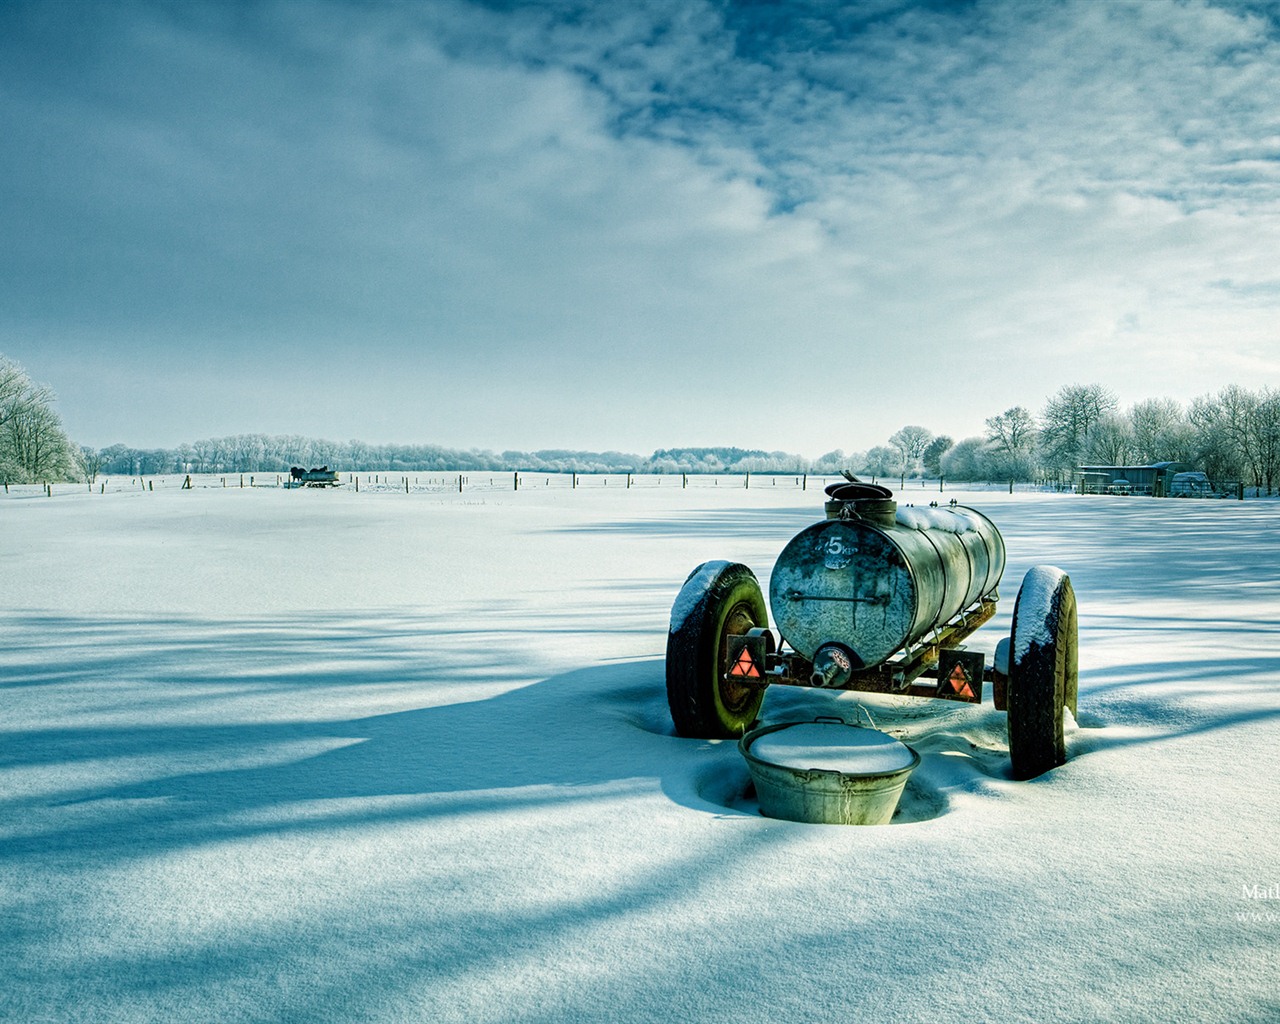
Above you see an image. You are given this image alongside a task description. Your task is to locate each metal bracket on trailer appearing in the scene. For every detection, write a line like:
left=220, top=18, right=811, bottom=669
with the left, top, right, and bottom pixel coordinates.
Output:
left=930, top=648, right=985, bottom=703
left=723, top=598, right=999, bottom=703
left=725, top=628, right=773, bottom=683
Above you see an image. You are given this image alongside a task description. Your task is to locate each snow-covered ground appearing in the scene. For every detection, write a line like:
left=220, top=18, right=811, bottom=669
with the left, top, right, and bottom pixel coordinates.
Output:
left=3, top=479, right=1277, bottom=1023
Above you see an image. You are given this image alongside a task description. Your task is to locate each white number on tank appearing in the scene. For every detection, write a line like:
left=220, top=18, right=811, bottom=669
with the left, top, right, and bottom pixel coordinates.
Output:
left=823, top=531, right=855, bottom=570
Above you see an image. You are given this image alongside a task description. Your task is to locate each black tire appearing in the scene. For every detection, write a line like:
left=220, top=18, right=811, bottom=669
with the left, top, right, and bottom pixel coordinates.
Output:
left=666, top=561, right=768, bottom=738
left=1007, top=566, right=1078, bottom=780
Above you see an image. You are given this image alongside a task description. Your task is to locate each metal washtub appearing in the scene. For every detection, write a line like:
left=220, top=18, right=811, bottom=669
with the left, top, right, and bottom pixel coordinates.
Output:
left=739, top=718, right=920, bottom=825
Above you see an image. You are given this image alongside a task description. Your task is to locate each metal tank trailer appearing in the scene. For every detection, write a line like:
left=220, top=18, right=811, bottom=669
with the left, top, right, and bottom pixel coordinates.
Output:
left=665, top=481, right=1079, bottom=780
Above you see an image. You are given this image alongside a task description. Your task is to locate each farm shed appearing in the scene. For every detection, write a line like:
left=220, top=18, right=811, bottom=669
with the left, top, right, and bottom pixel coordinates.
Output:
left=1075, top=463, right=1187, bottom=496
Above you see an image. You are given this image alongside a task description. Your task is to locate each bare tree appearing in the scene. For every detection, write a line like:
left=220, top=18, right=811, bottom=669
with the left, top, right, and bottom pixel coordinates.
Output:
left=1040, top=384, right=1118, bottom=479
left=0, top=355, right=76, bottom=483
left=1086, top=413, right=1135, bottom=466
left=0, top=357, right=51, bottom=433
left=1195, top=385, right=1280, bottom=492
left=191, top=439, right=218, bottom=473
left=3, top=398, right=75, bottom=482
left=938, top=437, right=987, bottom=481
left=921, top=435, right=953, bottom=478
left=888, top=425, right=934, bottom=481
left=80, top=445, right=103, bottom=483
left=1257, top=388, right=1280, bottom=494
left=985, top=406, right=1036, bottom=454
left=348, top=438, right=371, bottom=469
left=861, top=445, right=899, bottom=479
left=1188, top=391, right=1244, bottom=482
left=1128, top=398, right=1191, bottom=463
left=1218, top=385, right=1261, bottom=485
left=1188, top=384, right=1276, bottom=487
left=0, top=358, right=31, bottom=425
left=984, top=407, right=1038, bottom=480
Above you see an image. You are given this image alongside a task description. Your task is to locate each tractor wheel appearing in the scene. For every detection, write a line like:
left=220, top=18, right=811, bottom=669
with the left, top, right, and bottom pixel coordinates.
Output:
left=1007, top=566, right=1078, bottom=780
left=666, top=561, right=768, bottom=738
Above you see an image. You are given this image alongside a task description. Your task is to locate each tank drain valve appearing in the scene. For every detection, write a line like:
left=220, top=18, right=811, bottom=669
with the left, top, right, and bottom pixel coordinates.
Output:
left=810, top=644, right=857, bottom=688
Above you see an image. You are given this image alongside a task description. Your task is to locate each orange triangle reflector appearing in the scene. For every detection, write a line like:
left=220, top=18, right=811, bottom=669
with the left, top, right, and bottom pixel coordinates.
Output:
left=729, top=647, right=761, bottom=678
left=947, top=663, right=975, bottom=699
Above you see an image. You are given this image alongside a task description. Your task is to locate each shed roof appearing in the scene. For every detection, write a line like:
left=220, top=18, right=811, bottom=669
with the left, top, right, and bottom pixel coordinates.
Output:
left=1077, top=463, right=1184, bottom=473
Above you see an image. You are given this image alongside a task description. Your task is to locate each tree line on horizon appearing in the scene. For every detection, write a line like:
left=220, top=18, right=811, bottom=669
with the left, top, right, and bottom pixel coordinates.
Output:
left=84, top=440, right=851, bottom=479
left=868, top=383, right=1280, bottom=494
left=3, top=353, right=1277, bottom=492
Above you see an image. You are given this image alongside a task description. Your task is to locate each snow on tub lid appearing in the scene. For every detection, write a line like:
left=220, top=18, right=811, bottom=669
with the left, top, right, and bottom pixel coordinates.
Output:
left=747, top=722, right=915, bottom=775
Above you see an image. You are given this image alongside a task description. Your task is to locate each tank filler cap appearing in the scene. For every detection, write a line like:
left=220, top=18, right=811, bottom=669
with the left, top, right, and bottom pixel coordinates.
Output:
left=823, top=482, right=898, bottom=525
left=824, top=482, right=894, bottom=501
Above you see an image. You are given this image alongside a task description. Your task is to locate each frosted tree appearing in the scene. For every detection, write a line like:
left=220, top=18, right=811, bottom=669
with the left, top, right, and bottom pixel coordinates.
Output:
left=1039, top=384, right=1118, bottom=480
left=921, top=435, right=954, bottom=479
left=1128, top=398, right=1191, bottom=464
left=983, top=407, right=1038, bottom=480
left=861, top=445, right=899, bottom=479
left=1257, top=388, right=1280, bottom=494
left=0, top=356, right=38, bottom=434
left=888, top=425, right=934, bottom=481
left=938, top=437, right=987, bottom=481
left=1190, top=385, right=1280, bottom=491
left=0, top=355, right=77, bottom=483
left=1086, top=413, right=1135, bottom=466
left=80, top=445, right=103, bottom=483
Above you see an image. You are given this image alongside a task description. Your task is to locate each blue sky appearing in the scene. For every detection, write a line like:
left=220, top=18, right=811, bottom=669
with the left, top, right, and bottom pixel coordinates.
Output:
left=2, top=0, right=1278, bottom=454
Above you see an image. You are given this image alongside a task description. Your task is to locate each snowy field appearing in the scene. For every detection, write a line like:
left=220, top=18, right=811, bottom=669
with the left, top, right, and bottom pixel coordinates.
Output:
left=2, top=479, right=1278, bottom=1023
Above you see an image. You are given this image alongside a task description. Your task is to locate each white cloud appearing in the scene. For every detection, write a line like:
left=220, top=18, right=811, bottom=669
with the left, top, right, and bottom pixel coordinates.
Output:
left=2, top=0, right=1279, bottom=452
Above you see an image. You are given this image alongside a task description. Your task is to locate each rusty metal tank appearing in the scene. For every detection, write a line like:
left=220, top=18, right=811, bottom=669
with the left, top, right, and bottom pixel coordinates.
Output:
left=768, top=484, right=1005, bottom=676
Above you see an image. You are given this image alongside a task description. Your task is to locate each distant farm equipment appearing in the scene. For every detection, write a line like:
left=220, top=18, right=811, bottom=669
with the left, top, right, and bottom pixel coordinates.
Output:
left=1169, top=471, right=1225, bottom=498
left=287, top=466, right=341, bottom=488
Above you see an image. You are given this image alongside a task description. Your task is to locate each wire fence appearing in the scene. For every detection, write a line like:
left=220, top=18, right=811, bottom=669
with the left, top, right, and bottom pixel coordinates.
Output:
left=3, top=472, right=1088, bottom=499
